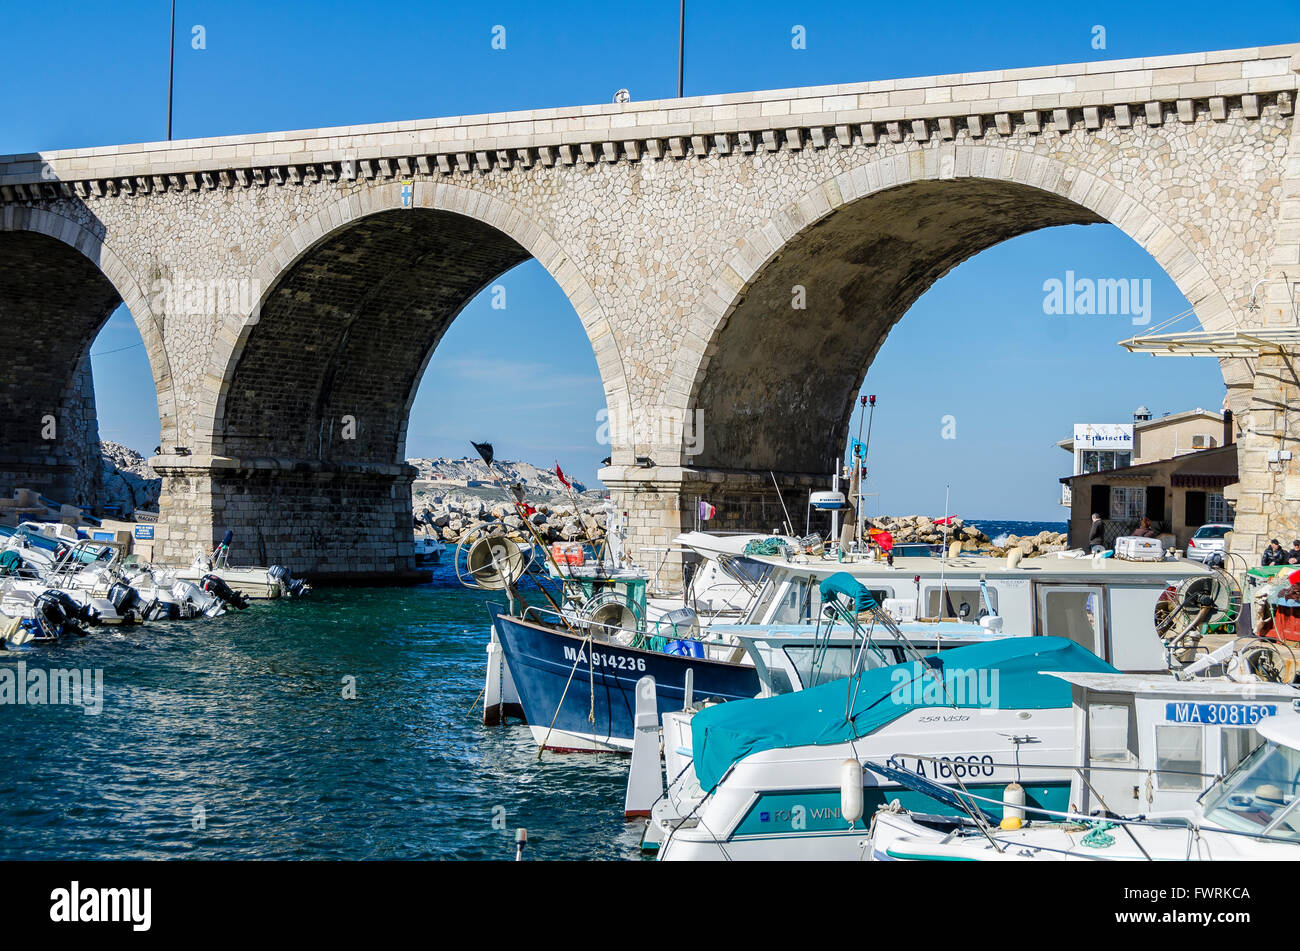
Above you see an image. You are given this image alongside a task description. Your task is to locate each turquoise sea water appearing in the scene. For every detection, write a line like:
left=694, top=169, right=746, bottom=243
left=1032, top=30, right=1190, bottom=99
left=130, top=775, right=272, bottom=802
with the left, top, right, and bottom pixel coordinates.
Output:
left=0, top=519, right=1062, bottom=861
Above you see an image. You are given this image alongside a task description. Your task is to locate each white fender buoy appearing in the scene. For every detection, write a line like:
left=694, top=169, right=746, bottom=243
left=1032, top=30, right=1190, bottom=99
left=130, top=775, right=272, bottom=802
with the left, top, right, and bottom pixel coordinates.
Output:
left=1001, top=781, right=1025, bottom=830
left=841, top=759, right=864, bottom=826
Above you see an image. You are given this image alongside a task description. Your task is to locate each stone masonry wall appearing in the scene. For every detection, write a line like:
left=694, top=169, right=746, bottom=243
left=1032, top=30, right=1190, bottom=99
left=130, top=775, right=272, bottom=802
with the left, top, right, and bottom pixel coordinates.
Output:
left=0, top=45, right=1297, bottom=577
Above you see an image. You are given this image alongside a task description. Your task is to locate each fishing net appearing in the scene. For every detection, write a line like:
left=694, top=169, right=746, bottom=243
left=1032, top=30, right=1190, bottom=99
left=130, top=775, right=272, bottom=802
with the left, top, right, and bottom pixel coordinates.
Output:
left=743, top=537, right=789, bottom=557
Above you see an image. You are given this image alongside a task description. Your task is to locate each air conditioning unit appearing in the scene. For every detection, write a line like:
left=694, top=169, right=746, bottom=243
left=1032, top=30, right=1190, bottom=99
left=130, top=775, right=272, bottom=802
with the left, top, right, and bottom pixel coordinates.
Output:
left=1190, top=434, right=1215, bottom=449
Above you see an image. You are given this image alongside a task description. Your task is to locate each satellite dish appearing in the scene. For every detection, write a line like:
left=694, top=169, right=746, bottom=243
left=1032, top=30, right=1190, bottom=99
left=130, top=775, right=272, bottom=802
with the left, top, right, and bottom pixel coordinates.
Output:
left=613, top=88, right=630, bottom=104
left=461, top=535, right=527, bottom=590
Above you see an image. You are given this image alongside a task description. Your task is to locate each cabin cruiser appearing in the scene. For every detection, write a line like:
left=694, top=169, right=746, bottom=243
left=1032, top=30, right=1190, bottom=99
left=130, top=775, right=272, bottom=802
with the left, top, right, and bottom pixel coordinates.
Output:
left=865, top=682, right=1300, bottom=861
left=650, top=655, right=1300, bottom=860
left=413, top=533, right=443, bottom=568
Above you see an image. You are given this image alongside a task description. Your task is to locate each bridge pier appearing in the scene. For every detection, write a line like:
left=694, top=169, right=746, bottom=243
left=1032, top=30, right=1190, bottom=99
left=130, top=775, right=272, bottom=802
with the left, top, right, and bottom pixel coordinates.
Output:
left=153, top=455, right=419, bottom=583
left=1229, top=350, right=1300, bottom=561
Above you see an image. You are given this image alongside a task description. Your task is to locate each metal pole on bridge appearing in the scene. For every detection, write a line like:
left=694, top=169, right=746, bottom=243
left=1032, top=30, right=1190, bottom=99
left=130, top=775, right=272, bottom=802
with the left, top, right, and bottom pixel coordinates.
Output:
left=677, top=0, right=685, bottom=98
left=166, top=0, right=176, bottom=140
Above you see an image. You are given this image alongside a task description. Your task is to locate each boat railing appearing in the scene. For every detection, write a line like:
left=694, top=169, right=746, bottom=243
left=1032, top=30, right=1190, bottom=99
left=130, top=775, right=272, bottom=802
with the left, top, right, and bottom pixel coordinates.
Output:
left=874, top=753, right=1300, bottom=856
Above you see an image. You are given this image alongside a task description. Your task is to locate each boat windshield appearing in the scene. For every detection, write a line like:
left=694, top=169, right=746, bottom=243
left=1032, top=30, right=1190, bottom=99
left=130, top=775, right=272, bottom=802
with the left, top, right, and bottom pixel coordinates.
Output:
left=714, top=555, right=772, bottom=589
left=1202, top=740, right=1300, bottom=840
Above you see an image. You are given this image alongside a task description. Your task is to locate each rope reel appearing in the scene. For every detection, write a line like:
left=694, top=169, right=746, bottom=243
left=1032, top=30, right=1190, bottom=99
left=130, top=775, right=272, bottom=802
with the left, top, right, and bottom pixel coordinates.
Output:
left=579, top=589, right=645, bottom=635
left=1227, top=636, right=1298, bottom=684
left=455, top=529, right=532, bottom=590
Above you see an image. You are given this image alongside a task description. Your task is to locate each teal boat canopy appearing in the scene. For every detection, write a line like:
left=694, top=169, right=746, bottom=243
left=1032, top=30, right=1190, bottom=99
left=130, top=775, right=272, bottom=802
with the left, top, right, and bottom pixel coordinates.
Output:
left=691, top=636, right=1115, bottom=792
left=819, top=571, right=877, bottom=612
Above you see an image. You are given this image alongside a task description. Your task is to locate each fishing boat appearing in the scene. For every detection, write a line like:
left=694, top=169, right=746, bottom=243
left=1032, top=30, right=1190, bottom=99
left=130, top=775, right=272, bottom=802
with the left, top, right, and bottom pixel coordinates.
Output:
left=484, top=535, right=1238, bottom=750
left=865, top=684, right=1300, bottom=861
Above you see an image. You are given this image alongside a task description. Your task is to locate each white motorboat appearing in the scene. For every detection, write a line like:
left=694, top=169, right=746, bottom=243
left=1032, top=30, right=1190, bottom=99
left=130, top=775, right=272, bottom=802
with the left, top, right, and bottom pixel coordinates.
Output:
left=651, top=654, right=1300, bottom=860
left=866, top=688, right=1300, bottom=861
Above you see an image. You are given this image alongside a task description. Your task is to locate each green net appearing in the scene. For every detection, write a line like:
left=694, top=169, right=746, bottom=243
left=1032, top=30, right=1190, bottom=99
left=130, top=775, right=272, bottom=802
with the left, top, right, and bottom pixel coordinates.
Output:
left=742, top=537, right=789, bottom=557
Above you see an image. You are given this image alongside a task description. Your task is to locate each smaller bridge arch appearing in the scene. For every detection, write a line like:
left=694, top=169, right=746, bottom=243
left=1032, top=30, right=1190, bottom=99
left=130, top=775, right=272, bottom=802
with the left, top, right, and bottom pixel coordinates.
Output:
left=0, top=204, right=176, bottom=506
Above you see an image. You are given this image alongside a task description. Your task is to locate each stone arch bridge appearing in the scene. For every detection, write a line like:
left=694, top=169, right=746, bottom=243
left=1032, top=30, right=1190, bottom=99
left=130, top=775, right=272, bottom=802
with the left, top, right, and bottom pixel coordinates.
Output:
left=2, top=44, right=1298, bottom=581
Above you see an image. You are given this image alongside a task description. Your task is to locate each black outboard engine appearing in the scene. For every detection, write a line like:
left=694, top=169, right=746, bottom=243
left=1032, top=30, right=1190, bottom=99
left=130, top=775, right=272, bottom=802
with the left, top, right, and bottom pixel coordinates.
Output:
left=200, top=574, right=249, bottom=610
left=33, top=590, right=92, bottom=639
left=140, top=598, right=183, bottom=622
left=268, top=564, right=311, bottom=598
left=107, top=581, right=141, bottom=616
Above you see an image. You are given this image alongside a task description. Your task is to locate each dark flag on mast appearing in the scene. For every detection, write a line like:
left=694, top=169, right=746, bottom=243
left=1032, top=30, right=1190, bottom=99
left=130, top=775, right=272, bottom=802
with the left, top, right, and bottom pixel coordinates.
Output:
left=471, top=442, right=494, bottom=467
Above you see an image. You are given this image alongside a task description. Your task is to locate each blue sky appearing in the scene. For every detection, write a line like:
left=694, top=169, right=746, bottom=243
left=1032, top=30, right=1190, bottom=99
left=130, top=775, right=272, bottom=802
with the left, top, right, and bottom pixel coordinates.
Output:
left=6, top=1, right=1297, bottom=520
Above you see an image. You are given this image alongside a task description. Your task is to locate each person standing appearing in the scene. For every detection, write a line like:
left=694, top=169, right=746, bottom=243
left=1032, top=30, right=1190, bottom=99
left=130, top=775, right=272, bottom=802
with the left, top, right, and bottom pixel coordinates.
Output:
left=1089, top=513, right=1106, bottom=553
left=1132, top=517, right=1157, bottom=538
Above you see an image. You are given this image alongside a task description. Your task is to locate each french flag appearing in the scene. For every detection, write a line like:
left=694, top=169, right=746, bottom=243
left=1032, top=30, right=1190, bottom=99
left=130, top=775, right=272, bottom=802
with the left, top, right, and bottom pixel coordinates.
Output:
left=698, top=499, right=717, bottom=521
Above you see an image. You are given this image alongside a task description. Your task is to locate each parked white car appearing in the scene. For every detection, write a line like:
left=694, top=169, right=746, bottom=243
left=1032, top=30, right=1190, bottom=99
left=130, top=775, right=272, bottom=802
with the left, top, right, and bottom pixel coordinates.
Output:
left=1185, top=523, right=1233, bottom=562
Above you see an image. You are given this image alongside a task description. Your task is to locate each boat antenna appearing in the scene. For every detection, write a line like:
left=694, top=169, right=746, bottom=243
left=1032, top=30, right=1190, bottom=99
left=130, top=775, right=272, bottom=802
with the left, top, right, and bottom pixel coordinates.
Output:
left=854, top=394, right=876, bottom=551
left=770, top=471, right=794, bottom=536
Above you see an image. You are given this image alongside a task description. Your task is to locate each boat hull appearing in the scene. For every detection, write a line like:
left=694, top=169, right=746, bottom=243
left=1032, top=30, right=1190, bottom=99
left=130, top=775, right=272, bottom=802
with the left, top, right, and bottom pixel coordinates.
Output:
left=488, top=603, right=761, bottom=752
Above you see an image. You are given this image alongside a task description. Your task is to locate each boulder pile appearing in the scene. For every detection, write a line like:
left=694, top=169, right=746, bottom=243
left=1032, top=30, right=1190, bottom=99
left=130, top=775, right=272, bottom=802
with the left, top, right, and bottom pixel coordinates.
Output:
left=864, top=515, right=1070, bottom=558
left=99, top=441, right=161, bottom=518
left=413, top=492, right=608, bottom=545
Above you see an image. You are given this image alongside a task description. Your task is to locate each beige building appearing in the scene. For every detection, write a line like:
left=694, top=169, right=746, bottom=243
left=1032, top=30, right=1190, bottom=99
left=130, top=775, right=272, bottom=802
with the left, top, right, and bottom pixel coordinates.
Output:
left=1059, top=407, right=1237, bottom=550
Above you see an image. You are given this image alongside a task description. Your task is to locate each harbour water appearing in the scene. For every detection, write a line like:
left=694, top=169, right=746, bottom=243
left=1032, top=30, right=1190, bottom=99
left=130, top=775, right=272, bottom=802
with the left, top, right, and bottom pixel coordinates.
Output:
left=0, top=519, right=1062, bottom=861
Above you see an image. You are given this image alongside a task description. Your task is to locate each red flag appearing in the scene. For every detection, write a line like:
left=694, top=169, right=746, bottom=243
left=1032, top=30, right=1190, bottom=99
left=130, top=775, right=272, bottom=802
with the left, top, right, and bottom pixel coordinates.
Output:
left=555, top=462, right=571, bottom=489
left=933, top=516, right=957, bottom=525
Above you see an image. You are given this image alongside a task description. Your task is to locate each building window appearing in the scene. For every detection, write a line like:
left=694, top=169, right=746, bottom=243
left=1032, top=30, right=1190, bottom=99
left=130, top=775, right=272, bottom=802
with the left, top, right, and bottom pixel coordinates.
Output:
left=1207, top=492, right=1235, bottom=524
left=1081, top=450, right=1132, bottom=474
left=1110, top=486, right=1144, bottom=519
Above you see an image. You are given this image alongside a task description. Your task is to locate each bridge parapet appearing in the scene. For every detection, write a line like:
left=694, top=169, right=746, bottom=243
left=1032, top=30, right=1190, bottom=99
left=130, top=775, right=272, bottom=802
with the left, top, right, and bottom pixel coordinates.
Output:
left=1, top=45, right=1296, bottom=201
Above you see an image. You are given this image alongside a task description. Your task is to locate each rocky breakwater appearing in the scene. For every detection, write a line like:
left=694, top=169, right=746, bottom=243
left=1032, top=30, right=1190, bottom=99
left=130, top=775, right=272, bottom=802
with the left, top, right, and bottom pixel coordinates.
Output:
left=864, top=515, right=1069, bottom=557
left=99, top=441, right=161, bottom=518
left=409, top=455, right=608, bottom=545
left=413, top=494, right=608, bottom=545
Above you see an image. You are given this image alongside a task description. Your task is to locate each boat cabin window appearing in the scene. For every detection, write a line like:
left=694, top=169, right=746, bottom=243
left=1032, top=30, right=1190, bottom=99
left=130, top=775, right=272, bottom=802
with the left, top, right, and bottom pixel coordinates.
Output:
left=771, top=579, right=814, bottom=624
left=1038, top=587, right=1102, bottom=654
left=1088, top=702, right=1136, bottom=762
left=924, top=586, right=996, bottom=619
left=1203, top=741, right=1300, bottom=841
left=1221, top=727, right=1264, bottom=777
left=1154, top=725, right=1204, bottom=790
left=782, top=645, right=889, bottom=690
left=715, top=555, right=771, bottom=589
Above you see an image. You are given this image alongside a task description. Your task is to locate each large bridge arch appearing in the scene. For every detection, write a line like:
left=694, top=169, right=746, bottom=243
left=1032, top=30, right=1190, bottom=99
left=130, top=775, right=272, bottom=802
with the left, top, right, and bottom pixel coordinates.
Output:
left=677, top=147, right=1245, bottom=476
left=0, top=205, right=176, bottom=506
left=162, top=181, right=630, bottom=577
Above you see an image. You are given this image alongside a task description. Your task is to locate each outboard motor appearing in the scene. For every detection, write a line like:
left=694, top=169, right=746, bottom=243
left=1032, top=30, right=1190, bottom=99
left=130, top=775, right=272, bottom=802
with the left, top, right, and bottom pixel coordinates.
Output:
left=172, top=579, right=226, bottom=618
left=140, top=598, right=184, bottom=622
left=107, top=581, right=141, bottom=615
left=33, top=590, right=92, bottom=639
left=200, top=574, right=249, bottom=610
left=268, top=565, right=311, bottom=598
